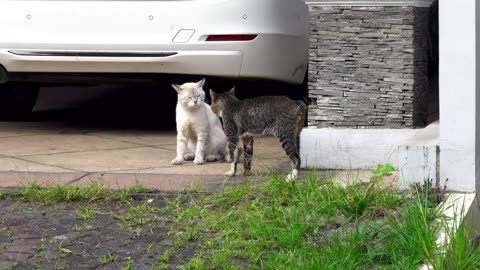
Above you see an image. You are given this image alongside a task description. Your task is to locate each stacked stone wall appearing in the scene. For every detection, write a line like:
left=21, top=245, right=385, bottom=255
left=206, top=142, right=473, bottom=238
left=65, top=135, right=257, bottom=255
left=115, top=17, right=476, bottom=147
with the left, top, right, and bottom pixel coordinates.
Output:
left=308, top=6, right=430, bottom=128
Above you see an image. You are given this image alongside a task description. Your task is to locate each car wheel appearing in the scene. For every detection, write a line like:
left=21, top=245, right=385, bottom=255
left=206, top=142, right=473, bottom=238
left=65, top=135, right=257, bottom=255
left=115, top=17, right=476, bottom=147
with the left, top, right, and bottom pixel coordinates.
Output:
left=0, top=82, right=39, bottom=115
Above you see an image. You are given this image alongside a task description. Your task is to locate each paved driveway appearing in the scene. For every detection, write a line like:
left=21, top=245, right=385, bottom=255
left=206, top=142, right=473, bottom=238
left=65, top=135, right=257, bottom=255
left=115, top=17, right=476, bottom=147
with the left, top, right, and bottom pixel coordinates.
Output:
left=0, top=122, right=291, bottom=191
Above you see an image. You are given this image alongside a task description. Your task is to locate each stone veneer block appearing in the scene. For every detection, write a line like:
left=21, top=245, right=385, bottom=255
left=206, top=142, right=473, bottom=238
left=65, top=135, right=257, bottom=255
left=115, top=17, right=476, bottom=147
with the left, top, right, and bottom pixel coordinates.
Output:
left=307, top=3, right=431, bottom=128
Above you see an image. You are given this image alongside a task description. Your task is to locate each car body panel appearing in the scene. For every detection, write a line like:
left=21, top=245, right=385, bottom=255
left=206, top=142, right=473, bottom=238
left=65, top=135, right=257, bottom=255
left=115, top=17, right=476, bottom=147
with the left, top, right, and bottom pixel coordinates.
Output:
left=0, top=0, right=309, bottom=84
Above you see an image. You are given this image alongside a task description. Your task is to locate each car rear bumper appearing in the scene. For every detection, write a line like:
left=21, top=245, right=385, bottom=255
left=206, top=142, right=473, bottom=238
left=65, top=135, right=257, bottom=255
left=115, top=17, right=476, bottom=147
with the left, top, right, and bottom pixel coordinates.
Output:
left=0, top=32, right=308, bottom=84
left=0, top=49, right=243, bottom=77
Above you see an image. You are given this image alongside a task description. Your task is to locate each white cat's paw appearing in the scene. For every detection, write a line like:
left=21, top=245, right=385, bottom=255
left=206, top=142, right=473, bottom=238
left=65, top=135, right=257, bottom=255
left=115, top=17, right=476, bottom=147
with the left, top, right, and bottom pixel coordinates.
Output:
left=225, top=170, right=236, bottom=177
left=193, top=157, right=205, bottom=165
left=184, top=154, right=195, bottom=161
left=286, top=169, right=299, bottom=182
left=171, top=157, right=184, bottom=165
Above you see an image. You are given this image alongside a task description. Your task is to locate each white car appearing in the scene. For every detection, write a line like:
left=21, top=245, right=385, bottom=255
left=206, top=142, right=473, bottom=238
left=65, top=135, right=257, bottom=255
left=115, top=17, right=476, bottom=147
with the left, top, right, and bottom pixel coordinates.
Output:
left=0, top=0, right=310, bottom=113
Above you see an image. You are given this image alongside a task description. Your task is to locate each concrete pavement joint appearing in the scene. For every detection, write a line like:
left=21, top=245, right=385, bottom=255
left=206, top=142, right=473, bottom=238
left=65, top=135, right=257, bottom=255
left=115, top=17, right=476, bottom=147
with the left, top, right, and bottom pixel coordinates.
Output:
left=86, top=133, right=176, bottom=148
left=16, top=145, right=150, bottom=158
left=65, top=172, right=93, bottom=185
left=3, top=156, right=82, bottom=173
left=0, top=134, right=45, bottom=139
left=89, top=167, right=159, bottom=173
left=151, top=145, right=176, bottom=152
left=86, top=133, right=152, bottom=146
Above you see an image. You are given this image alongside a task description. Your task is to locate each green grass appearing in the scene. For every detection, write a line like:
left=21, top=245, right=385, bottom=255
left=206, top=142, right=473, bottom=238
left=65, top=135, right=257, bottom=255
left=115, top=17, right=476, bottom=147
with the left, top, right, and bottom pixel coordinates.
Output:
left=35, top=243, right=46, bottom=252
left=75, top=205, right=103, bottom=220
left=98, top=253, right=117, bottom=265
left=15, top=182, right=145, bottom=204
left=55, top=242, right=73, bottom=255
left=162, top=172, right=479, bottom=269
left=121, top=258, right=132, bottom=270
left=429, top=204, right=480, bottom=270
left=112, top=200, right=163, bottom=226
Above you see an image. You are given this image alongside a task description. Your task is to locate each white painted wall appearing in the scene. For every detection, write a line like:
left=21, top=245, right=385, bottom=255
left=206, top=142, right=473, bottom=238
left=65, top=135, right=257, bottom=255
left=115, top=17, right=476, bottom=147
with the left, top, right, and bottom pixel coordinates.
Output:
left=477, top=0, right=480, bottom=191
left=439, top=0, right=478, bottom=192
left=300, top=128, right=418, bottom=169
left=398, top=122, right=439, bottom=190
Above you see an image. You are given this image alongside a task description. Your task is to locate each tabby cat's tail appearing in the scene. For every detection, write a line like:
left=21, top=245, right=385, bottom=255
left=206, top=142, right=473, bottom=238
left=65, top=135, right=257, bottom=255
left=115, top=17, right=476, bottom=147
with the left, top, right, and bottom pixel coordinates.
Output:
left=294, top=100, right=307, bottom=155
left=295, top=100, right=307, bottom=122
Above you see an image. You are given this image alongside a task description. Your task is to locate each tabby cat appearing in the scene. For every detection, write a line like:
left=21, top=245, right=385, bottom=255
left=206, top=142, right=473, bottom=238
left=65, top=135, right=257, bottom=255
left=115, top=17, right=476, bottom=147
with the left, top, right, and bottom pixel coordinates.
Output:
left=209, top=88, right=306, bottom=181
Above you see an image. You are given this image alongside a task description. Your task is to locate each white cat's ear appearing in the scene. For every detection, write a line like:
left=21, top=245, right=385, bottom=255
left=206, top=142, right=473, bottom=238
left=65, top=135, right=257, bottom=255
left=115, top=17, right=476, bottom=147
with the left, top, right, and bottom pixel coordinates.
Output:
left=209, top=89, right=217, bottom=100
left=172, top=84, right=182, bottom=93
left=197, top=78, right=206, bottom=88
left=228, top=87, right=236, bottom=96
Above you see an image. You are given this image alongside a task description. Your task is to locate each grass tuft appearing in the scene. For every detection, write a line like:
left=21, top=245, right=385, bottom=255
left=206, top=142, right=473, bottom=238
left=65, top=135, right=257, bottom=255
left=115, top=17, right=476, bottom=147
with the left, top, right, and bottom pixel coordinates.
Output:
left=15, top=182, right=145, bottom=204
left=75, top=205, right=103, bottom=220
left=429, top=201, right=480, bottom=270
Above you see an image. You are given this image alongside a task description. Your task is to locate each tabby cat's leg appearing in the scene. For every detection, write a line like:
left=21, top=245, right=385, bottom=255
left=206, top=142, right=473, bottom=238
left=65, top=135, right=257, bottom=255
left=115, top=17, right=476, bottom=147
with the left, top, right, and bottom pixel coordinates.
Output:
left=193, top=132, right=208, bottom=165
left=241, top=135, right=254, bottom=176
left=172, top=132, right=188, bottom=165
left=225, top=137, right=240, bottom=177
left=225, top=153, right=232, bottom=163
left=290, top=115, right=305, bottom=180
left=278, top=131, right=300, bottom=181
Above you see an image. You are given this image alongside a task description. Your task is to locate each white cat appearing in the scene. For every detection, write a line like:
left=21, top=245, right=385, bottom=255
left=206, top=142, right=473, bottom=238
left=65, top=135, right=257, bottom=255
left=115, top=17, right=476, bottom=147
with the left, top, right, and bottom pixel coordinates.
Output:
left=171, top=78, right=227, bottom=165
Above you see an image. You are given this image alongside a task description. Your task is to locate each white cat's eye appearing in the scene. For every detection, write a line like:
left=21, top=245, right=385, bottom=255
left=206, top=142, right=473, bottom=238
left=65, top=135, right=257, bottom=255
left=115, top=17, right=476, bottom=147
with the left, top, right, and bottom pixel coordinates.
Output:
left=189, top=95, right=201, bottom=99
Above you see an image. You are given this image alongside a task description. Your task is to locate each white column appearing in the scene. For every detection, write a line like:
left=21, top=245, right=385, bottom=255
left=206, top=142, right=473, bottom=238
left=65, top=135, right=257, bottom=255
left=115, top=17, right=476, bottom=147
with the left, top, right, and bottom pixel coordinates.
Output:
left=439, top=0, right=479, bottom=192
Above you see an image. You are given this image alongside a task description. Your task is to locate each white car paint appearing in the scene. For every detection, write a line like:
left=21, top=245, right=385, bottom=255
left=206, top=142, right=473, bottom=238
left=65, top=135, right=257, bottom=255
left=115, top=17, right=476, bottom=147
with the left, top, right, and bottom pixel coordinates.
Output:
left=0, top=0, right=309, bottom=84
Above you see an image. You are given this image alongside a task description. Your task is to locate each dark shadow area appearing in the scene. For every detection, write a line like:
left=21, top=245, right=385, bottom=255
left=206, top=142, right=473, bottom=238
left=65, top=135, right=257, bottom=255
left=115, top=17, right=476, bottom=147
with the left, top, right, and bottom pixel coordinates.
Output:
left=1, top=75, right=309, bottom=130
left=24, top=81, right=178, bottom=131
left=426, top=0, right=439, bottom=125
left=411, top=1, right=439, bottom=127
left=412, top=6, right=431, bottom=127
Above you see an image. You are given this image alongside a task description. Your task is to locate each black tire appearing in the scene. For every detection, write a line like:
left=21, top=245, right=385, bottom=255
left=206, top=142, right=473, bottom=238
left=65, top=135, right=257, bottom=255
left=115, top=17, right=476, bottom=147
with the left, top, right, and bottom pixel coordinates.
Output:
left=0, top=82, right=39, bottom=116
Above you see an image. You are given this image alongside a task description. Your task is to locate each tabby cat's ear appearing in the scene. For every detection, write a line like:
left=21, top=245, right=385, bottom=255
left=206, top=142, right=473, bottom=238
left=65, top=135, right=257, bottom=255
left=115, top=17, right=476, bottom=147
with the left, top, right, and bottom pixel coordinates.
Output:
left=209, top=89, right=217, bottom=100
left=172, top=84, right=182, bottom=93
left=197, top=78, right=206, bottom=88
left=228, top=87, right=236, bottom=96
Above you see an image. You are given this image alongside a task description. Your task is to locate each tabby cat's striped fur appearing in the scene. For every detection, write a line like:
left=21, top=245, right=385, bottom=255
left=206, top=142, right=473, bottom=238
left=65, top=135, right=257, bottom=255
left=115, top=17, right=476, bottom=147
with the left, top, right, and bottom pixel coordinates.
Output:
left=210, top=88, right=306, bottom=181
